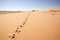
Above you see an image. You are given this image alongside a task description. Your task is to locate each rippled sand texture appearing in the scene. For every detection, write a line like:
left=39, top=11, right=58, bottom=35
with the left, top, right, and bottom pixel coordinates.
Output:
left=0, top=10, right=60, bottom=40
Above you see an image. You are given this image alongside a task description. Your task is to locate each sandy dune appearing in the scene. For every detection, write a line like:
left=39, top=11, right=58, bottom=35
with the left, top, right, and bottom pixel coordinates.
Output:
left=0, top=10, right=60, bottom=40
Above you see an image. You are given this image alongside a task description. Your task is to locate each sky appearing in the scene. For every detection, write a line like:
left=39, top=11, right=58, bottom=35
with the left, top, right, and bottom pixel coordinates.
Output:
left=0, top=0, right=60, bottom=11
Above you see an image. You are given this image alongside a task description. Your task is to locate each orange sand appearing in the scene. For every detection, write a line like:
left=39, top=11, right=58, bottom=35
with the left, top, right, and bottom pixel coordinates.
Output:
left=0, top=10, right=60, bottom=40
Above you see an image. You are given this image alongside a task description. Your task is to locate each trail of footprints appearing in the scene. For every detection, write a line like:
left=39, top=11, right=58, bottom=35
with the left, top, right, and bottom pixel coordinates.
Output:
left=9, top=25, right=24, bottom=40
left=8, top=13, right=31, bottom=40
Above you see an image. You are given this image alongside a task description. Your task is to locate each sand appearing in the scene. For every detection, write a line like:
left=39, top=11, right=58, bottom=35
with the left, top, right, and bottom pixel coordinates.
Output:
left=0, top=10, right=60, bottom=40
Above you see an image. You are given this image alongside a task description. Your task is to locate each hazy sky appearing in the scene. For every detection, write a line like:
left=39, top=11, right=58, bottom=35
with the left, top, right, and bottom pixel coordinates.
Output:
left=0, top=0, right=60, bottom=11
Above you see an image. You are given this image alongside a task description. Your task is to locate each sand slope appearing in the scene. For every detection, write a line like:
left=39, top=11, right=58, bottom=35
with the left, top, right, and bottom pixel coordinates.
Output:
left=0, top=10, right=60, bottom=40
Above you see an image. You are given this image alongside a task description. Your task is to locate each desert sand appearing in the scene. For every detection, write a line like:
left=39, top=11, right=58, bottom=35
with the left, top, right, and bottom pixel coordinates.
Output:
left=0, top=9, right=60, bottom=40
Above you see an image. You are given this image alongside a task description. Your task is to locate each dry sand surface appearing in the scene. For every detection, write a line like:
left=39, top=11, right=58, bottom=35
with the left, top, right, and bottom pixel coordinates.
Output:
left=0, top=10, right=60, bottom=40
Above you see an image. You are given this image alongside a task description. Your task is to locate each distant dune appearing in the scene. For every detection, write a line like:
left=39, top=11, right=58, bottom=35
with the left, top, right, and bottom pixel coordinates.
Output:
left=49, top=9, right=60, bottom=12
left=0, top=9, right=60, bottom=40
